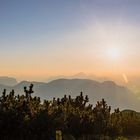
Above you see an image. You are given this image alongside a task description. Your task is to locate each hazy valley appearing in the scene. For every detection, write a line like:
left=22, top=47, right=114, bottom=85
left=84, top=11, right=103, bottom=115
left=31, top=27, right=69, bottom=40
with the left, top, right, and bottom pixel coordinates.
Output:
left=0, top=76, right=139, bottom=112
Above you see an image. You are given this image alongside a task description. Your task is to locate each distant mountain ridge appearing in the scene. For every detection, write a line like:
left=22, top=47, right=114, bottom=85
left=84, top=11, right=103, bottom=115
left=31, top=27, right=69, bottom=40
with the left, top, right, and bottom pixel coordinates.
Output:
left=0, top=78, right=139, bottom=112
left=46, top=72, right=110, bottom=82
left=0, top=76, right=17, bottom=86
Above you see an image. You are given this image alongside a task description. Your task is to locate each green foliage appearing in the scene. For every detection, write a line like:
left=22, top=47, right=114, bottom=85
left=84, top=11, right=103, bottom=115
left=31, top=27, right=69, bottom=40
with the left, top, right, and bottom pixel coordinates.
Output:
left=0, top=84, right=139, bottom=140
left=115, top=136, right=128, bottom=140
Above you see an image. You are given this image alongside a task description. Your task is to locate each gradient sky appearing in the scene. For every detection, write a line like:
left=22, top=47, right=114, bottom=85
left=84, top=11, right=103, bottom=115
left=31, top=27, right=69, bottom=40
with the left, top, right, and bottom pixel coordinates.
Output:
left=1, top=0, right=140, bottom=81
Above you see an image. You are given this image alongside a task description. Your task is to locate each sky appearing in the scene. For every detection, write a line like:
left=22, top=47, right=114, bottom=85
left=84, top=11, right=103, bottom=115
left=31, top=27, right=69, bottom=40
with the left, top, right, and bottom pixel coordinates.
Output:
left=1, top=0, right=140, bottom=81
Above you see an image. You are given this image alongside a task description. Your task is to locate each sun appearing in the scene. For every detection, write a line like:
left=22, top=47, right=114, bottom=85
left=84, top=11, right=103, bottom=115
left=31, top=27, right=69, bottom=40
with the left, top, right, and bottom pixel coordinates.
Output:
left=107, top=47, right=121, bottom=60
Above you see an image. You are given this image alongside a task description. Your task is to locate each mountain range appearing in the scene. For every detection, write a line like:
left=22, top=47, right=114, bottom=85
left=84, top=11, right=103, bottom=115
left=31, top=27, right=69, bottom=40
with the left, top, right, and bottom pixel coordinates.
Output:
left=0, top=77, right=139, bottom=112
left=0, top=77, right=17, bottom=86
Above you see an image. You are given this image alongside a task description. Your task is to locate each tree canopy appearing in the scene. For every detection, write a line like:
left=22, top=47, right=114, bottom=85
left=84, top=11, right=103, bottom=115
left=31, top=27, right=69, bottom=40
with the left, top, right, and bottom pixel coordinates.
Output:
left=0, top=84, right=139, bottom=140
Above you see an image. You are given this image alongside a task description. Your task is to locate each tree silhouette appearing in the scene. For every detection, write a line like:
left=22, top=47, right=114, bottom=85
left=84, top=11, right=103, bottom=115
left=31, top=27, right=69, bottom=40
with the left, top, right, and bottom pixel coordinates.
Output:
left=0, top=84, right=139, bottom=140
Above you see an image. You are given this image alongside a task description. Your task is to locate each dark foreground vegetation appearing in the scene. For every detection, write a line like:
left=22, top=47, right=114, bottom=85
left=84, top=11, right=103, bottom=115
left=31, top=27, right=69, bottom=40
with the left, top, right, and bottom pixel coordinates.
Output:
left=0, top=84, right=140, bottom=140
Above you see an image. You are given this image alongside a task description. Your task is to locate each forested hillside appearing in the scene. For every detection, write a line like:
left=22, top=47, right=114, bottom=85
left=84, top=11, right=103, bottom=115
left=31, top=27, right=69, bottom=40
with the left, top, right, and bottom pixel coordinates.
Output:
left=0, top=84, right=140, bottom=140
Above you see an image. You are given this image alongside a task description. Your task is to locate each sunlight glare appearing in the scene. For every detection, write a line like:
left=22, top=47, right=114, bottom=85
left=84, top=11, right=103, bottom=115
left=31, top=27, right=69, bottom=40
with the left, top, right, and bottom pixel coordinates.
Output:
left=107, top=47, right=121, bottom=60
